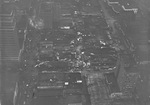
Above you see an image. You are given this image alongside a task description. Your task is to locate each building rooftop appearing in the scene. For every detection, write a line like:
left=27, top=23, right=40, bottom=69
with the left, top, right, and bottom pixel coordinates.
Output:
left=106, top=0, right=138, bottom=14
left=122, top=5, right=138, bottom=14
left=106, top=0, right=119, bottom=4
left=108, top=3, right=123, bottom=13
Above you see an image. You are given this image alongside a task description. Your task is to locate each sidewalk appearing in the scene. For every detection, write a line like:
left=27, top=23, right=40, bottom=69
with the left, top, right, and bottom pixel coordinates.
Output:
left=0, top=9, right=20, bottom=60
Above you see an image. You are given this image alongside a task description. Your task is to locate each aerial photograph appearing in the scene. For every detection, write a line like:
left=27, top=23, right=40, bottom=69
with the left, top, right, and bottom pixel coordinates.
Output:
left=0, top=0, right=150, bottom=105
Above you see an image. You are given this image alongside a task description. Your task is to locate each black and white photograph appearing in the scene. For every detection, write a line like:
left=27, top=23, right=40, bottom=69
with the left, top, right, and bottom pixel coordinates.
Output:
left=0, top=0, right=150, bottom=105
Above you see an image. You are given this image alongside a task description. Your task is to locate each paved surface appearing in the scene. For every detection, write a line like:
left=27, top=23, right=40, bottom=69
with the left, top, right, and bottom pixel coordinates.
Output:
left=0, top=2, right=20, bottom=105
